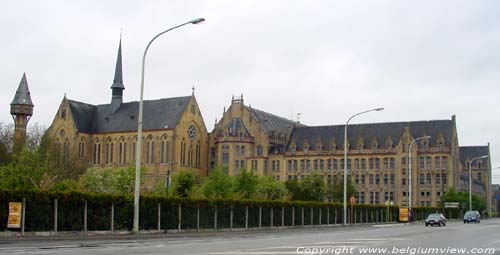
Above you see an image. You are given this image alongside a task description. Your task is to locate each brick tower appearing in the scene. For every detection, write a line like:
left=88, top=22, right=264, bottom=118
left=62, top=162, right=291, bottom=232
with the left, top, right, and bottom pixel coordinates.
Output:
left=10, top=73, right=34, bottom=153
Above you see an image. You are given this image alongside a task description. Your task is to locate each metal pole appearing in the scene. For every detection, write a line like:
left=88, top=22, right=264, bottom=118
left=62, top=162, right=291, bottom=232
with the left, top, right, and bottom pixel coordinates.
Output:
left=469, top=156, right=488, bottom=211
left=230, top=206, right=233, bottom=231
left=409, top=136, right=430, bottom=209
left=197, top=204, right=200, bottom=232
left=327, top=207, right=330, bottom=225
left=54, top=199, right=58, bottom=234
left=259, top=207, right=262, bottom=228
left=245, top=205, right=248, bottom=230
left=292, top=207, right=295, bottom=227
left=157, top=203, right=161, bottom=232
left=282, top=207, right=285, bottom=227
left=343, top=108, right=384, bottom=225
left=178, top=204, right=181, bottom=232
left=271, top=207, right=273, bottom=228
left=132, top=17, right=205, bottom=233
left=214, top=204, right=217, bottom=231
left=111, top=203, right=115, bottom=233
left=84, top=200, right=87, bottom=234
left=21, top=198, right=25, bottom=236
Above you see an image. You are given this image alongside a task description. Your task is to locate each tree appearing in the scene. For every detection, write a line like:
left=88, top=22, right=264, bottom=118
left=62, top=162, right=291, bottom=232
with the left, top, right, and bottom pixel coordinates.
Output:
left=173, top=170, right=196, bottom=197
left=443, top=187, right=486, bottom=212
left=286, top=179, right=306, bottom=201
left=233, top=169, right=259, bottom=199
left=201, top=167, right=234, bottom=199
left=299, top=174, right=326, bottom=201
left=330, top=177, right=356, bottom=203
left=0, top=148, right=53, bottom=191
left=255, top=176, right=289, bottom=200
left=77, top=166, right=137, bottom=194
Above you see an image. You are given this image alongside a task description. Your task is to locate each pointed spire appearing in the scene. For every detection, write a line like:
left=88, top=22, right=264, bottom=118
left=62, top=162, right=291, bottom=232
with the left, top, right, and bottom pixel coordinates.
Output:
left=111, top=39, right=124, bottom=90
left=110, top=37, right=124, bottom=113
left=11, top=73, right=34, bottom=106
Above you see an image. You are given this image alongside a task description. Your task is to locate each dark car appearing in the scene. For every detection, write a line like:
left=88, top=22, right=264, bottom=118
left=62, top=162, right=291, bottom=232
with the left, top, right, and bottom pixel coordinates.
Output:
left=425, top=213, right=446, bottom=227
left=463, top=211, right=481, bottom=223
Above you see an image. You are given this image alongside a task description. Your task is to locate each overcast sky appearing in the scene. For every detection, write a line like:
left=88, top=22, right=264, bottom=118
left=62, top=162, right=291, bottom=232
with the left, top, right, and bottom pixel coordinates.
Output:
left=1, top=1, right=500, bottom=184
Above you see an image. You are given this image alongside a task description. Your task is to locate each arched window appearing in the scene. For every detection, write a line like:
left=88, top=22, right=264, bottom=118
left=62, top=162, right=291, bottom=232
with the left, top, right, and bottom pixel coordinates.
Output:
left=78, top=137, right=86, bottom=159
left=181, top=139, right=186, bottom=166
left=118, top=137, right=127, bottom=165
left=93, top=138, right=101, bottom=165
left=160, top=135, right=169, bottom=164
left=188, top=144, right=194, bottom=167
left=145, top=136, right=154, bottom=164
left=105, top=137, right=113, bottom=165
left=195, top=141, right=201, bottom=167
left=131, top=136, right=137, bottom=162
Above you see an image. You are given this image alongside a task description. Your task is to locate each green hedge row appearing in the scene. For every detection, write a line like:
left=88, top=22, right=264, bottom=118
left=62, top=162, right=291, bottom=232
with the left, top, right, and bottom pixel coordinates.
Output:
left=0, top=190, right=458, bottom=232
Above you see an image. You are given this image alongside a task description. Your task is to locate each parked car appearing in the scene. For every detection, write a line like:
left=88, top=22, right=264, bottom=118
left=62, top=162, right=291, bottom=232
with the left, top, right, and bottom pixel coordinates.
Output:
left=425, top=213, right=447, bottom=227
left=463, top=211, right=481, bottom=223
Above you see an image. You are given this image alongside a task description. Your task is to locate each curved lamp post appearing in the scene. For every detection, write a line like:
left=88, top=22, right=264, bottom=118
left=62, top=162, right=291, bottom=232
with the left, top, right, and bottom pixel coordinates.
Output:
left=133, top=17, right=205, bottom=233
left=343, top=107, right=384, bottom=225
left=408, top=135, right=431, bottom=209
left=468, top=155, right=488, bottom=212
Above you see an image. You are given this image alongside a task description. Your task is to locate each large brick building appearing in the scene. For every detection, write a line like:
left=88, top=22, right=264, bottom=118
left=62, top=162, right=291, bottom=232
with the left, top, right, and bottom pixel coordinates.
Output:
left=11, top=39, right=491, bottom=209
left=46, top=40, right=209, bottom=189
left=210, top=97, right=492, bottom=210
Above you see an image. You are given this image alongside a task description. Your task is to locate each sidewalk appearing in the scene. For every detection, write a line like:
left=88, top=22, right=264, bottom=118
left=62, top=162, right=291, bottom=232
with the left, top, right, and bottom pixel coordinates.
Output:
left=0, top=222, right=397, bottom=243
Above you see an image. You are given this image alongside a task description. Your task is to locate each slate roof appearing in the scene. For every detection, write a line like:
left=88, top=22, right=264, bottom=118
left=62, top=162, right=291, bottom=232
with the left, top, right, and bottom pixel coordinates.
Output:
left=459, top=146, right=489, bottom=167
left=287, top=119, right=453, bottom=151
left=68, top=96, right=191, bottom=133
left=246, top=106, right=297, bottom=134
left=11, top=73, right=34, bottom=106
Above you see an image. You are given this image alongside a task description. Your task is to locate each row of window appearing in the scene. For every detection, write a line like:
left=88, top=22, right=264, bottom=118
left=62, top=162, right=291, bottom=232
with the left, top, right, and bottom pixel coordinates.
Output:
left=355, top=192, right=394, bottom=205
left=86, top=137, right=200, bottom=167
left=289, top=139, right=446, bottom=154
left=286, top=158, right=398, bottom=172
left=400, top=173, right=448, bottom=185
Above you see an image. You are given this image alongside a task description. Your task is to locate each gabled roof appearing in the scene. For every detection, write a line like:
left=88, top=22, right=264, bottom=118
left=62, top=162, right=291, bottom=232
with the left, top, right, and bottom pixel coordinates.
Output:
left=459, top=146, right=489, bottom=167
left=226, top=118, right=251, bottom=137
left=288, top=119, right=453, bottom=151
left=68, top=96, right=191, bottom=133
left=11, top=73, right=34, bottom=106
left=245, top=106, right=297, bottom=134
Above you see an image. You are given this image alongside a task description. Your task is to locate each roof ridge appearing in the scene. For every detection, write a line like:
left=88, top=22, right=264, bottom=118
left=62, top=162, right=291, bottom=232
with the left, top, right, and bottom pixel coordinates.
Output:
left=294, top=119, right=452, bottom=129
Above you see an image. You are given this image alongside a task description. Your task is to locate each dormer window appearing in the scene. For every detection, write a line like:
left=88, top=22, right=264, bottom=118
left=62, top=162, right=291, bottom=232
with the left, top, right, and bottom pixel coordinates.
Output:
left=438, top=141, right=444, bottom=151
left=290, top=141, right=297, bottom=154
left=422, top=140, right=429, bottom=151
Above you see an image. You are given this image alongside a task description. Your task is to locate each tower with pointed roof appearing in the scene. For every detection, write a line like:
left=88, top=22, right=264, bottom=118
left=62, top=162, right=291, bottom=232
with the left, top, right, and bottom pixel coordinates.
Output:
left=10, top=73, right=34, bottom=152
left=109, top=39, right=125, bottom=113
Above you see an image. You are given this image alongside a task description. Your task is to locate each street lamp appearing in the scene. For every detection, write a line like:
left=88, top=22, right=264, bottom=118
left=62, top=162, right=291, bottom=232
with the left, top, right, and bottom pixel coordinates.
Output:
left=133, top=17, right=205, bottom=233
left=468, top=155, right=488, bottom=212
left=408, top=135, right=431, bottom=209
left=343, top=107, right=384, bottom=225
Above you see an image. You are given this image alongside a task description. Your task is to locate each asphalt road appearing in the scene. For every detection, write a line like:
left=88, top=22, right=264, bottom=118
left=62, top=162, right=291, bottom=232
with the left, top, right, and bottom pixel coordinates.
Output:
left=1, top=219, right=499, bottom=255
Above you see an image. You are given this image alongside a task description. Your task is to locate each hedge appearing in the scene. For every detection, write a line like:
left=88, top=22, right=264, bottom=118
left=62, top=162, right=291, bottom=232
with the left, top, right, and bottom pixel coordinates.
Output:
left=0, top=189, right=459, bottom=232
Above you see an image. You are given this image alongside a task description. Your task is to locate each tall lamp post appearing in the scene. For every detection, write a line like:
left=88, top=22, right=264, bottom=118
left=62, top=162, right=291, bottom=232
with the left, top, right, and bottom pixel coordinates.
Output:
left=468, top=155, right=488, bottom=212
left=343, top=107, right=384, bottom=225
left=133, top=18, right=205, bottom=233
left=408, top=136, right=431, bottom=209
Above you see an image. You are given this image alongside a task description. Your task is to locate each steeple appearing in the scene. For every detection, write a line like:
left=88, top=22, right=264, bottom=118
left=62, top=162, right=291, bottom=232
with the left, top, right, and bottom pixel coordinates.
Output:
left=10, top=73, right=34, bottom=153
left=110, top=38, right=124, bottom=113
left=11, top=73, right=33, bottom=106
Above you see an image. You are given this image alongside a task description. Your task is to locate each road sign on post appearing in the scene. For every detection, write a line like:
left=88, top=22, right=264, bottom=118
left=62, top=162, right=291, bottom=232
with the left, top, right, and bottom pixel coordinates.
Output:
left=350, top=196, right=355, bottom=224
